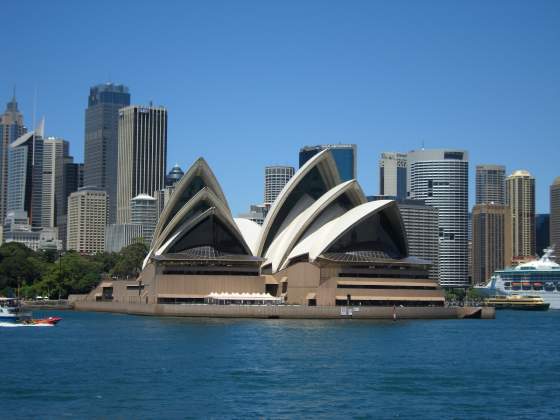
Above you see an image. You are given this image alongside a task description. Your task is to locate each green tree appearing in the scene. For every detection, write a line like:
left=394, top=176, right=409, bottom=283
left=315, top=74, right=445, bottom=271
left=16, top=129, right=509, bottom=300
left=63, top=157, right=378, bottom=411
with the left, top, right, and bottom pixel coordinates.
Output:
left=0, top=242, right=47, bottom=295
left=110, top=241, right=148, bottom=279
left=34, top=251, right=104, bottom=298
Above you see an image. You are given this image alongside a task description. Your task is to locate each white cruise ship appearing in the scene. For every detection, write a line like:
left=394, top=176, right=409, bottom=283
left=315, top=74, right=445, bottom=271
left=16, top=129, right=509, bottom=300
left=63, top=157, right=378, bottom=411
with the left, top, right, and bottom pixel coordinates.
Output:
left=476, top=248, right=560, bottom=309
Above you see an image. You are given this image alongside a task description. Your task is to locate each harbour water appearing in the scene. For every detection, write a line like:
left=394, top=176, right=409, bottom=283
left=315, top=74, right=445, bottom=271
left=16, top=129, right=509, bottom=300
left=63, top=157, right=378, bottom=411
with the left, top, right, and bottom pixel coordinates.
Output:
left=2, top=310, right=560, bottom=418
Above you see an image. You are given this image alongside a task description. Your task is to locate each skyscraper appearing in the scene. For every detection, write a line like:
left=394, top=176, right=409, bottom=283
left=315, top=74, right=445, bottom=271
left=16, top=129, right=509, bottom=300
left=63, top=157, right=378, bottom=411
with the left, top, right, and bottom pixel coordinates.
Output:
left=396, top=199, right=439, bottom=281
left=0, top=92, right=26, bottom=222
left=472, top=164, right=507, bottom=284
left=67, top=188, right=107, bottom=255
left=472, top=204, right=512, bottom=284
left=476, top=164, right=505, bottom=205
left=506, top=170, right=536, bottom=260
left=264, top=166, right=294, bottom=206
left=57, top=159, right=84, bottom=249
left=379, top=152, right=407, bottom=199
left=131, top=194, right=158, bottom=245
left=299, top=144, right=356, bottom=181
left=116, top=105, right=167, bottom=224
left=536, top=214, right=550, bottom=255
left=42, top=137, right=69, bottom=228
left=408, top=149, right=469, bottom=287
left=84, top=83, right=130, bottom=224
left=7, top=122, right=44, bottom=229
left=550, top=177, right=560, bottom=251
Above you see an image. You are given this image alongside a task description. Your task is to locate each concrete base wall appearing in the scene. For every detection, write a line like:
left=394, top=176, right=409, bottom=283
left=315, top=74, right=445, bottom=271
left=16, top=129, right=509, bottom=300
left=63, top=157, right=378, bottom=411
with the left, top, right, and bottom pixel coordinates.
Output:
left=74, top=301, right=495, bottom=320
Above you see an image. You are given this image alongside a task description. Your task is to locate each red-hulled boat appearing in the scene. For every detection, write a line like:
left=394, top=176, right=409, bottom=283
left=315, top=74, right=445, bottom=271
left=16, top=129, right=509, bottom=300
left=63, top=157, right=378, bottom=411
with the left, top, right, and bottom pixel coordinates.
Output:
left=24, top=316, right=62, bottom=326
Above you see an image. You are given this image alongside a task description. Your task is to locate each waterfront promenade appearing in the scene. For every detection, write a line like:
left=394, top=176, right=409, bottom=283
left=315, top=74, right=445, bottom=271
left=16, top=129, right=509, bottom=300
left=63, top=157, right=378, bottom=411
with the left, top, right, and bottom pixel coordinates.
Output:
left=74, top=300, right=494, bottom=320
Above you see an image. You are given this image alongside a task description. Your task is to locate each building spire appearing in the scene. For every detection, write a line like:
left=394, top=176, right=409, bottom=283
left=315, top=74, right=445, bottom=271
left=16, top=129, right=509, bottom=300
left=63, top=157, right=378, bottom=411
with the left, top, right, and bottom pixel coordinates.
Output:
left=5, top=86, right=19, bottom=113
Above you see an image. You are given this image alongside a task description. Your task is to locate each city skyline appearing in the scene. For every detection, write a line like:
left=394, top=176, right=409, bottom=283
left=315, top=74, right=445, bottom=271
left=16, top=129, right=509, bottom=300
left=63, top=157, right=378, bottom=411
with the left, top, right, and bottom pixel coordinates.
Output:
left=2, top=1, right=559, bottom=215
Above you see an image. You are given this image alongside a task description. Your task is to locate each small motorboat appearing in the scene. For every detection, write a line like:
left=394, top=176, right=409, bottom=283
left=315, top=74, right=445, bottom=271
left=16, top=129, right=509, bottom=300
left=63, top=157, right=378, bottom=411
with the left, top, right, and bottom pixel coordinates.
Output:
left=25, top=316, right=62, bottom=326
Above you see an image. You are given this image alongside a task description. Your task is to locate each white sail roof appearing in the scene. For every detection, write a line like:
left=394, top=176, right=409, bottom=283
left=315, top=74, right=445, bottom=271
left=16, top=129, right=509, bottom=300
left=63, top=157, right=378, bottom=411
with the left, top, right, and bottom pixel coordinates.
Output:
left=286, top=200, right=404, bottom=265
left=264, top=180, right=366, bottom=272
left=257, top=149, right=341, bottom=256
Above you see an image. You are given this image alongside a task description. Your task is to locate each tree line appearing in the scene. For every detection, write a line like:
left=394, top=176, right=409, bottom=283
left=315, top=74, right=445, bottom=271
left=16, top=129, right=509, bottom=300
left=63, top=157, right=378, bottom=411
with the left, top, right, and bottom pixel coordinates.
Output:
left=0, top=240, right=148, bottom=299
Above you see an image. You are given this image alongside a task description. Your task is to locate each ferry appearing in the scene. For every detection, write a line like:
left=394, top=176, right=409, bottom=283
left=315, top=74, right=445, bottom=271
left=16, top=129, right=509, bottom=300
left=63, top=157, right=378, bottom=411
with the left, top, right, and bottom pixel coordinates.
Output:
left=476, top=247, right=560, bottom=309
left=484, top=295, right=549, bottom=311
left=0, top=297, right=32, bottom=323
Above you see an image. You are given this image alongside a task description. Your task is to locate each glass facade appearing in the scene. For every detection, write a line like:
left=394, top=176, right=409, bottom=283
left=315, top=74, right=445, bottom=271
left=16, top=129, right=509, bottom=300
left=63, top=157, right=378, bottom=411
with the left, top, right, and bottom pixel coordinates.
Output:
left=536, top=214, right=550, bottom=255
left=299, top=145, right=356, bottom=181
left=0, top=95, right=26, bottom=222
left=84, top=83, right=130, bottom=224
left=7, top=134, right=43, bottom=228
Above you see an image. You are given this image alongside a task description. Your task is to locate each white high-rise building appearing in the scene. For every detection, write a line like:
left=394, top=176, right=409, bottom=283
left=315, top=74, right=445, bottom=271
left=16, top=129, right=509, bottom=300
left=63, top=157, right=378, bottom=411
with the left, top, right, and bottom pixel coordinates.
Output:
left=131, top=194, right=158, bottom=245
left=264, top=166, right=294, bottom=206
left=117, top=105, right=167, bottom=224
left=408, top=149, right=469, bottom=287
left=379, top=152, right=407, bottom=199
left=67, top=188, right=107, bottom=255
left=42, top=137, right=69, bottom=228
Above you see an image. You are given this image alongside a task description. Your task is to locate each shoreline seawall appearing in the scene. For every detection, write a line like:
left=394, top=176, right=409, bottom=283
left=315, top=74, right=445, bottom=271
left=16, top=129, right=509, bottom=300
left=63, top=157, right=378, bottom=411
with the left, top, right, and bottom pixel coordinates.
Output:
left=74, top=301, right=495, bottom=320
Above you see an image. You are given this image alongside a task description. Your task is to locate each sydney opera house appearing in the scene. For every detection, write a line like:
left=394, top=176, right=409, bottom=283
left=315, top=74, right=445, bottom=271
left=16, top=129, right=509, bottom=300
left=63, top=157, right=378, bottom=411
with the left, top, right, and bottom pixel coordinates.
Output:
left=90, top=150, right=445, bottom=307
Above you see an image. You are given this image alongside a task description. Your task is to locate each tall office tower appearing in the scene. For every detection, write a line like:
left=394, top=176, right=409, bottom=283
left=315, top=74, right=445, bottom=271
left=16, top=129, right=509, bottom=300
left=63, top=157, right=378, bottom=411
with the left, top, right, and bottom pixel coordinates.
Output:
left=7, top=122, right=44, bottom=229
left=42, top=137, right=69, bottom=228
left=131, top=194, right=157, bottom=245
left=472, top=204, right=512, bottom=284
left=56, top=159, right=84, bottom=249
left=0, top=92, right=26, bottom=222
left=476, top=164, right=506, bottom=205
left=264, top=166, right=294, bottom=206
left=299, top=144, right=357, bottom=181
left=535, top=214, right=550, bottom=256
left=379, top=152, right=407, bottom=199
left=551, top=177, right=560, bottom=251
left=165, top=164, right=184, bottom=187
left=397, top=200, right=439, bottom=281
left=84, top=83, right=130, bottom=224
left=67, top=188, right=107, bottom=255
left=408, top=149, right=469, bottom=287
left=506, top=170, right=536, bottom=259
left=116, top=105, right=167, bottom=224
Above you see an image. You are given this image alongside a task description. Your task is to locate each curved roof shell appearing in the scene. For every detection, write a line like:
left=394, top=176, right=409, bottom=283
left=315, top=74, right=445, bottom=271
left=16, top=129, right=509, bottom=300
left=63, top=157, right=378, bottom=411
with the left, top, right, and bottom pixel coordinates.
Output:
left=152, top=158, right=229, bottom=245
left=152, top=187, right=228, bottom=253
left=264, top=180, right=366, bottom=272
left=257, top=149, right=341, bottom=257
left=286, top=200, right=408, bottom=266
left=234, top=218, right=261, bottom=256
left=153, top=187, right=252, bottom=257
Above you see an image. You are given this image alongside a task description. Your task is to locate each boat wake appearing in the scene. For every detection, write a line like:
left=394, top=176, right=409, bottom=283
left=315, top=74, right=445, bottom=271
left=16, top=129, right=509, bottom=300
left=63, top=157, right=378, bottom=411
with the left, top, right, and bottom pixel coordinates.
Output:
left=0, top=322, right=54, bottom=328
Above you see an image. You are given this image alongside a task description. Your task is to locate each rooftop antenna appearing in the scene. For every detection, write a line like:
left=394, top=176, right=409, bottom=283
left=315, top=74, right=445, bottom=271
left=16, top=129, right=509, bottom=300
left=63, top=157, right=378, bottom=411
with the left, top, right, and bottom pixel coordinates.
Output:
left=421, top=139, right=425, bottom=150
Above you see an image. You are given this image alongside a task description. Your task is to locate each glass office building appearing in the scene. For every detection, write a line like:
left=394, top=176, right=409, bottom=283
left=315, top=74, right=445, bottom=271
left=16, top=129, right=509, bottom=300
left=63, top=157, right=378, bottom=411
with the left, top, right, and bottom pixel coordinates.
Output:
left=84, top=83, right=130, bottom=224
left=299, top=144, right=356, bottom=181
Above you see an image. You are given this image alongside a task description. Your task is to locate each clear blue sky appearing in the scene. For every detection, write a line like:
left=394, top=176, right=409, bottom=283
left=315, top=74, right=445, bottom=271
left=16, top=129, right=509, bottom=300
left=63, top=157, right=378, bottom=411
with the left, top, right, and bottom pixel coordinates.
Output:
left=2, top=0, right=559, bottom=214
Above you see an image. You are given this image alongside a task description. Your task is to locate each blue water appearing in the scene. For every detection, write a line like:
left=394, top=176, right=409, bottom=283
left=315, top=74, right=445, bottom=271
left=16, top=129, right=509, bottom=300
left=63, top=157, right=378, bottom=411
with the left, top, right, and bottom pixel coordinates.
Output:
left=1, top=310, right=560, bottom=419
